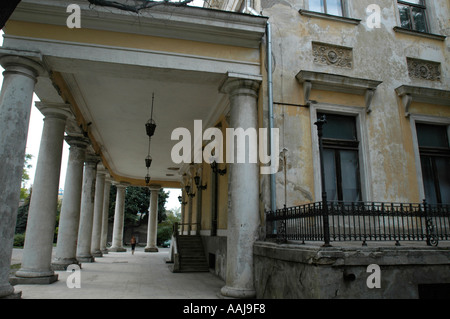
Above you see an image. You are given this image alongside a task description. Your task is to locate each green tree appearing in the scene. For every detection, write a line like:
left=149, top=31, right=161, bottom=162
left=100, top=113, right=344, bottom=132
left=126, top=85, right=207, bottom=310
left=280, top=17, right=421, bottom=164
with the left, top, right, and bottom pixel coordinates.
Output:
left=108, top=186, right=169, bottom=227
left=157, top=208, right=181, bottom=245
left=20, top=153, right=33, bottom=201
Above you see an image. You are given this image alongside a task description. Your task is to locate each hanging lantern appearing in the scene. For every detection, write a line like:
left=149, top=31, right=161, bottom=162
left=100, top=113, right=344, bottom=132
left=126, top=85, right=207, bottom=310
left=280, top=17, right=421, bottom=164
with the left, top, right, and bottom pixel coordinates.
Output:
left=145, top=93, right=157, bottom=137
left=145, top=155, right=152, bottom=168
left=145, top=119, right=156, bottom=137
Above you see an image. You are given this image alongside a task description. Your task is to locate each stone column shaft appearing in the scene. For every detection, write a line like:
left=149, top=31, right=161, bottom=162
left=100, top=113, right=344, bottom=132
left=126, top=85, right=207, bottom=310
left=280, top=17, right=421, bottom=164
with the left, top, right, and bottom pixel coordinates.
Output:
left=91, top=169, right=106, bottom=257
left=76, top=156, right=99, bottom=262
left=15, top=103, right=70, bottom=283
left=0, top=55, right=43, bottom=298
left=145, top=186, right=160, bottom=252
left=109, top=184, right=127, bottom=252
left=52, top=136, right=89, bottom=270
left=220, top=77, right=260, bottom=299
left=100, top=178, right=112, bottom=253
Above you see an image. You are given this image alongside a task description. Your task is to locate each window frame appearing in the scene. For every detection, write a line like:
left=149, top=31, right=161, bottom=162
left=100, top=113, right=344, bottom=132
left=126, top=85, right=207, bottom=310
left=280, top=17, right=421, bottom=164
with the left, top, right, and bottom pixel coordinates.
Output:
left=409, top=114, right=450, bottom=203
left=308, top=0, right=346, bottom=17
left=397, top=0, right=430, bottom=33
left=310, top=103, right=372, bottom=203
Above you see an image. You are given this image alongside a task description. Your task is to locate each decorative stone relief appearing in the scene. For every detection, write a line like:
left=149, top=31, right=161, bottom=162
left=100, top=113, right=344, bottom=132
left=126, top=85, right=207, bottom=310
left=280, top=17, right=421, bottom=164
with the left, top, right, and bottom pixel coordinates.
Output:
left=312, top=42, right=353, bottom=69
left=407, top=58, right=441, bottom=81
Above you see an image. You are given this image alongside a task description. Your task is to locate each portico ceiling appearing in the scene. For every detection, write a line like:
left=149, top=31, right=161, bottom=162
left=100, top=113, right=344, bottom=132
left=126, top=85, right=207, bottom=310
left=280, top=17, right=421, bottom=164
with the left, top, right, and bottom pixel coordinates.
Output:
left=59, top=60, right=227, bottom=185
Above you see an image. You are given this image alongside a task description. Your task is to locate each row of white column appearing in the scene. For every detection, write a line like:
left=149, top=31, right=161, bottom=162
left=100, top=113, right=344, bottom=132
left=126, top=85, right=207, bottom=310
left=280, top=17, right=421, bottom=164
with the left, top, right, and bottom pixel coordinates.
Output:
left=0, top=55, right=161, bottom=298
left=0, top=54, right=262, bottom=299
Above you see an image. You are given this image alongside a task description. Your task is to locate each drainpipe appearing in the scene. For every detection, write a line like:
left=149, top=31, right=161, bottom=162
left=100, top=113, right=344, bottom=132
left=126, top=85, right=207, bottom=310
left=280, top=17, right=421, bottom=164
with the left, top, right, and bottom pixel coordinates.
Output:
left=241, top=1, right=277, bottom=212
left=266, top=22, right=276, bottom=212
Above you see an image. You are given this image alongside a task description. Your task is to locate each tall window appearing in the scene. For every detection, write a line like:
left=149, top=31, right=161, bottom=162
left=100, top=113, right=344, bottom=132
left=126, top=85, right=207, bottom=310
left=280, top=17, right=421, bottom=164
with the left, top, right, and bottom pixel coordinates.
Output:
left=416, top=124, right=450, bottom=204
left=309, top=0, right=344, bottom=16
left=397, top=0, right=429, bottom=33
left=319, top=113, right=362, bottom=202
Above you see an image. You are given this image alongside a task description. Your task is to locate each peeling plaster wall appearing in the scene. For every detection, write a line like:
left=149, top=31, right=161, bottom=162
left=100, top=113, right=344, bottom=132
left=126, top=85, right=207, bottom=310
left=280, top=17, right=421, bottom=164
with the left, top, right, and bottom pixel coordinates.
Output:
left=259, top=0, right=449, bottom=209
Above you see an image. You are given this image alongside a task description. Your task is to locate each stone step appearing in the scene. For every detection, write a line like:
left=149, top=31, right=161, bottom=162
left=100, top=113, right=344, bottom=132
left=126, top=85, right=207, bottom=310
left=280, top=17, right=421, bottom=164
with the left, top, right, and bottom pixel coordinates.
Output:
left=175, top=235, right=209, bottom=272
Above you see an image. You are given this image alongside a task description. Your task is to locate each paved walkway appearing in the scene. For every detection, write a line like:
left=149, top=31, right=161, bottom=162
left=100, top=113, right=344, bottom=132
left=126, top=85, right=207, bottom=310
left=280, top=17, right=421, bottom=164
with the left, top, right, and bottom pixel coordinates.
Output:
left=10, top=247, right=225, bottom=299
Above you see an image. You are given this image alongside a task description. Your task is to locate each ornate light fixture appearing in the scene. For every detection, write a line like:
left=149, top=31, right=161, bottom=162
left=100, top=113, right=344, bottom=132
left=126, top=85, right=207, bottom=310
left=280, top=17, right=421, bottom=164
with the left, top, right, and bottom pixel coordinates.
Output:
left=210, top=160, right=227, bottom=176
left=184, top=185, right=195, bottom=198
left=194, top=174, right=207, bottom=191
left=145, top=93, right=157, bottom=138
left=178, top=195, right=187, bottom=206
left=144, top=93, right=156, bottom=186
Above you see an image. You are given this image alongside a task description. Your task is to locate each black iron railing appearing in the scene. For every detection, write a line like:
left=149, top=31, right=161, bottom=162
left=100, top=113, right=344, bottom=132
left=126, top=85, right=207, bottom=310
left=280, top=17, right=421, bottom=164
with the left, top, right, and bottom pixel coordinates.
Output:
left=266, top=200, right=450, bottom=247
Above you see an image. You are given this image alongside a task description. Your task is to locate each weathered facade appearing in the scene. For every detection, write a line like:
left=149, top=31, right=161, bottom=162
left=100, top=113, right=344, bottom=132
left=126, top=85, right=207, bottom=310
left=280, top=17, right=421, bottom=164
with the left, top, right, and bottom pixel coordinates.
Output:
left=198, top=0, right=450, bottom=298
left=0, top=0, right=449, bottom=299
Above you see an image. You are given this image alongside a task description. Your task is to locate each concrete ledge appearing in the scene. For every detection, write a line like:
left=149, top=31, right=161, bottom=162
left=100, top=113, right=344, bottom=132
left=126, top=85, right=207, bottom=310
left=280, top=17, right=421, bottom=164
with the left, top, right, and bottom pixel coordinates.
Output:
left=145, top=247, right=159, bottom=253
left=254, top=241, right=450, bottom=266
left=108, top=247, right=127, bottom=252
left=254, top=241, right=450, bottom=299
left=9, top=274, right=58, bottom=286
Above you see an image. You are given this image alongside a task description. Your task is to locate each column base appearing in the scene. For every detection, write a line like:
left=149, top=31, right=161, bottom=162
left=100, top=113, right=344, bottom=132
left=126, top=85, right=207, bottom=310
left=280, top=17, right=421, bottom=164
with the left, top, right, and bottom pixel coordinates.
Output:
left=0, top=284, right=16, bottom=298
left=51, top=260, right=81, bottom=271
left=10, top=274, right=58, bottom=286
left=144, top=247, right=159, bottom=253
left=101, top=249, right=109, bottom=254
left=91, top=250, right=103, bottom=257
left=77, top=255, right=95, bottom=263
left=0, top=290, right=22, bottom=299
left=220, top=285, right=256, bottom=299
left=109, top=247, right=127, bottom=252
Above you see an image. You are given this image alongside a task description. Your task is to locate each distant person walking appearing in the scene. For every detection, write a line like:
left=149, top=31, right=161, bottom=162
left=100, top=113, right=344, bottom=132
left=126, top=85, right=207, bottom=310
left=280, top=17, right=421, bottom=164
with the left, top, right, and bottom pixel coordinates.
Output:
left=131, top=235, right=137, bottom=255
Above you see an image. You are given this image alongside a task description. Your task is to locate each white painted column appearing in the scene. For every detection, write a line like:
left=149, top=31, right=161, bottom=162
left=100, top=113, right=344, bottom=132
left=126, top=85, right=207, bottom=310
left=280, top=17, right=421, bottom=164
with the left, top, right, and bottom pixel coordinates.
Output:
left=15, top=103, right=70, bottom=282
left=76, top=156, right=100, bottom=262
left=219, top=76, right=261, bottom=299
left=145, top=185, right=161, bottom=252
left=0, top=55, right=44, bottom=297
left=91, top=167, right=106, bottom=257
left=52, top=135, right=89, bottom=270
left=100, top=177, right=112, bottom=254
left=109, top=183, right=127, bottom=252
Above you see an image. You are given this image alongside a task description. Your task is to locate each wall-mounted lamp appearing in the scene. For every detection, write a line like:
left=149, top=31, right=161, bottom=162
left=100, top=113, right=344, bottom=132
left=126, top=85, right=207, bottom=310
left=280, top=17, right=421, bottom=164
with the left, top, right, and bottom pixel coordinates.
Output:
left=194, top=175, right=207, bottom=191
left=210, top=160, right=227, bottom=176
left=178, top=195, right=187, bottom=206
left=184, top=185, right=195, bottom=198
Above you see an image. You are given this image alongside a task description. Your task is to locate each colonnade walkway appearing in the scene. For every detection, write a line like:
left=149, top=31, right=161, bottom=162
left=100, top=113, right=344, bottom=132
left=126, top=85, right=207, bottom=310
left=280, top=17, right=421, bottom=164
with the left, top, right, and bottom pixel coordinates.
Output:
left=10, top=247, right=224, bottom=299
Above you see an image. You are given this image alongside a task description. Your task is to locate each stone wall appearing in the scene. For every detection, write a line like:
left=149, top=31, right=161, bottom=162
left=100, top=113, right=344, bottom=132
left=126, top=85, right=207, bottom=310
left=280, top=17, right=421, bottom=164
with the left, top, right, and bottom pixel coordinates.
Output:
left=254, top=241, right=450, bottom=299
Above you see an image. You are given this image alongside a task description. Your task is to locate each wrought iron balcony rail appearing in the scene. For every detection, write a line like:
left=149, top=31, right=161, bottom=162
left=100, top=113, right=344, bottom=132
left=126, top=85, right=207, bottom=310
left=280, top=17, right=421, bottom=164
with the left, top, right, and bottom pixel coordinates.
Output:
left=266, top=201, right=450, bottom=247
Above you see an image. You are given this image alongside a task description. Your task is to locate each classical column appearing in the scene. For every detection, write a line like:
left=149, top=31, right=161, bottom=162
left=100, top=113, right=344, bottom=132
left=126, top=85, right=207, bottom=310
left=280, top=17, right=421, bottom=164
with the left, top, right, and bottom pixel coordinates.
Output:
left=0, top=55, right=44, bottom=298
left=76, top=155, right=100, bottom=262
left=15, top=102, right=70, bottom=283
left=91, top=167, right=106, bottom=257
left=219, top=75, right=261, bottom=299
left=145, top=185, right=161, bottom=252
left=52, top=135, right=89, bottom=270
left=109, top=183, right=127, bottom=252
left=100, top=176, right=112, bottom=254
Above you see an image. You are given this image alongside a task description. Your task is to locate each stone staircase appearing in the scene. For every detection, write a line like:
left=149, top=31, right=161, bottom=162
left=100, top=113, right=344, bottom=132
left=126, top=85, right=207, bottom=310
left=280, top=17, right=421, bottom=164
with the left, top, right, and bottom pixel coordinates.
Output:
left=175, top=235, right=209, bottom=272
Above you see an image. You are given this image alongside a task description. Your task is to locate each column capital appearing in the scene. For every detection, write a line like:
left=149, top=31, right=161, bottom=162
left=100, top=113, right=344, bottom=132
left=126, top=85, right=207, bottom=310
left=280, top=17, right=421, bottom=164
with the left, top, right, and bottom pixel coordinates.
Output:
left=64, top=135, right=90, bottom=149
left=219, top=72, right=262, bottom=98
left=96, top=164, right=108, bottom=176
left=35, top=102, right=72, bottom=120
left=105, top=175, right=114, bottom=184
left=148, top=184, right=162, bottom=191
left=114, top=182, right=130, bottom=189
left=0, top=54, right=46, bottom=81
left=85, top=154, right=101, bottom=167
